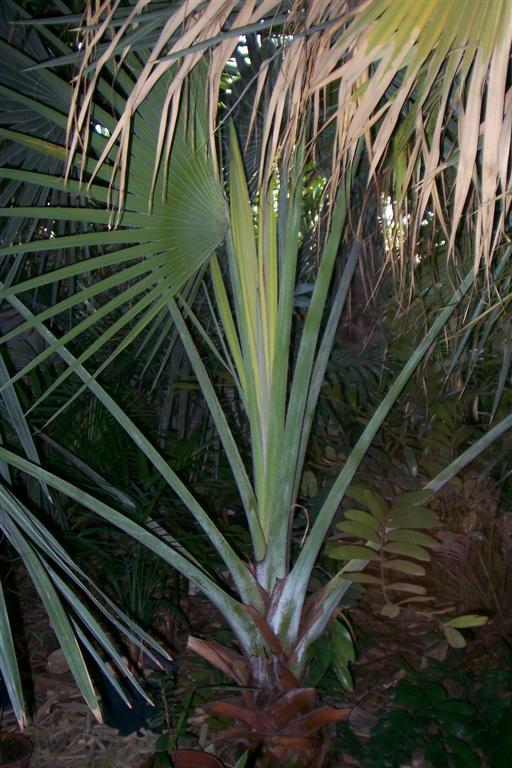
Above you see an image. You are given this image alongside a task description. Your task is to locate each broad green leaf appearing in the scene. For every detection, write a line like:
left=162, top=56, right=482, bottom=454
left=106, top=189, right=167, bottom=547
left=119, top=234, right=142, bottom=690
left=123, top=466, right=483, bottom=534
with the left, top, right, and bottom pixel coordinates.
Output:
left=326, top=544, right=380, bottom=561
left=331, top=621, right=356, bottom=663
left=443, top=626, right=467, bottom=648
left=345, top=486, right=387, bottom=519
left=383, top=559, right=426, bottom=576
left=403, top=446, right=418, bottom=477
left=436, top=701, right=475, bottom=716
left=343, top=486, right=370, bottom=507
left=301, top=470, right=319, bottom=499
left=233, top=752, right=249, bottom=768
left=383, top=542, right=431, bottom=561
left=387, top=529, right=438, bottom=547
left=388, top=509, right=439, bottom=529
left=364, top=489, right=388, bottom=520
left=444, top=738, right=480, bottom=768
left=421, top=682, right=448, bottom=702
left=393, top=682, right=424, bottom=708
left=306, top=636, right=332, bottom=686
left=336, top=520, right=380, bottom=543
left=392, top=491, right=434, bottom=510
left=344, top=508, right=381, bottom=530
left=332, top=661, right=354, bottom=692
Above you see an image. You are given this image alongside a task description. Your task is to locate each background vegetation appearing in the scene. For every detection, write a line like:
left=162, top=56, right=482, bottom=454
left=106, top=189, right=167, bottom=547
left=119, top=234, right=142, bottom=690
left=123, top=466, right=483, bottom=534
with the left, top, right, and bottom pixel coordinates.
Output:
left=1, top=1, right=512, bottom=766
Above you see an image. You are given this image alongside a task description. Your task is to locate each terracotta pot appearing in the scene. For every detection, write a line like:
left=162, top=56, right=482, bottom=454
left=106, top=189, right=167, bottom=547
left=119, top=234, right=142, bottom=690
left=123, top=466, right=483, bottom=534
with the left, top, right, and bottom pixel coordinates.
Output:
left=171, top=751, right=224, bottom=768
left=139, top=750, right=224, bottom=768
left=0, top=733, right=32, bottom=768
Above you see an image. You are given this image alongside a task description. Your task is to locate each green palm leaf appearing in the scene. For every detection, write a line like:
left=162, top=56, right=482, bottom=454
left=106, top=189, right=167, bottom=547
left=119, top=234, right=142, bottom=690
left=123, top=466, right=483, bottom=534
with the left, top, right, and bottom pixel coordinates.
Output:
left=0, top=25, right=227, bottom=396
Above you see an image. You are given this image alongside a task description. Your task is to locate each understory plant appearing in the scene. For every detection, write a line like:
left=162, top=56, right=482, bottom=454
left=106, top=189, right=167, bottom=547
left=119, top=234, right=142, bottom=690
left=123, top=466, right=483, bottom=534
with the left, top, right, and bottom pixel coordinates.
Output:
left=338, top=653, right=512, bottom=768
left=1, top=2, right=512, bottom=766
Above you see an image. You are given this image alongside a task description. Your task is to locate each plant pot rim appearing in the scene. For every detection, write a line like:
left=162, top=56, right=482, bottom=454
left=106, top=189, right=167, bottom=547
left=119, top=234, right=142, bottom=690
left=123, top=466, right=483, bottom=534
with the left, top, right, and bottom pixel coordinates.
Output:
left=138, top=748, right=224, bottom=768
left=171, top=749, right=224, bottom=767
left=0, top=732, right=32, bottom=768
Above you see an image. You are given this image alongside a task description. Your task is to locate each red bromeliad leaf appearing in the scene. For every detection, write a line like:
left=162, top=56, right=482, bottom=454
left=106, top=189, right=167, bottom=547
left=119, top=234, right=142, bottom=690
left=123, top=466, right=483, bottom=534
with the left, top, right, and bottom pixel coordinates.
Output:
left=268, top=688, right=317, bottom=727
left=208, top=684, right=348, bottom=768
left=186, top=636, right=249, bottom=686
left=265, top=734, right=321, bottom=749
left=243, top=605, right=285, bottom=654
left=296, top=705, right=351, bottom=734
left=209, top=700, right=273, bottom=732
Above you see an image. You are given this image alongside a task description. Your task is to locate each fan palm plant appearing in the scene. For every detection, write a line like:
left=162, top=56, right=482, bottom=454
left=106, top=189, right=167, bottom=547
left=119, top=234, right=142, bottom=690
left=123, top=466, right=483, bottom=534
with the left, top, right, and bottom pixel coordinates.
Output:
left=1, top=1, right=512, bottom=764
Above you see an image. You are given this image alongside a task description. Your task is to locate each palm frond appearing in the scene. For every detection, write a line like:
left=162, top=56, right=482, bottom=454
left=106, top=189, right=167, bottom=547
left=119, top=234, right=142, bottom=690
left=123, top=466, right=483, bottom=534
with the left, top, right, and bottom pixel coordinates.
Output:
left=0, top=482, right=168, bottom=727
left=56, top=0, right=512, bottom=267
left=0, top=15, right=228, bottom=398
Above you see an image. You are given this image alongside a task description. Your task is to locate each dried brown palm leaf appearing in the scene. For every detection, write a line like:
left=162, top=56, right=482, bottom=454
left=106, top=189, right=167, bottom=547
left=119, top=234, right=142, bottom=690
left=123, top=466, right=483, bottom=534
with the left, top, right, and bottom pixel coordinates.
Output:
left=68, top=0, right=512, bottom=269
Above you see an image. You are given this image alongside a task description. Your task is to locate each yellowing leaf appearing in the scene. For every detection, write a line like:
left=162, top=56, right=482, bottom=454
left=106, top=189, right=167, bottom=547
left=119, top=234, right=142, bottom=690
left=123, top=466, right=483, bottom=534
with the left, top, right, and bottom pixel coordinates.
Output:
left=444, top=614, right=488, bottom=629
left=443, top=626, right=466, bottom=649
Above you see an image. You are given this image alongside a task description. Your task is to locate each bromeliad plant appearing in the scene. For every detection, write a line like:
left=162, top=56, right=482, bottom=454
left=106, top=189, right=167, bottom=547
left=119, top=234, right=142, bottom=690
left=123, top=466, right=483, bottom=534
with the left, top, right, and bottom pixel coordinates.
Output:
left=2, top=2, right=512, bottom=765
